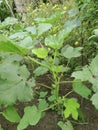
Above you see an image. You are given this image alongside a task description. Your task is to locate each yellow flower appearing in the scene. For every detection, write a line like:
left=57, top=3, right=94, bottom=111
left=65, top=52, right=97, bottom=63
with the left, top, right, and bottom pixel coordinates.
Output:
left=74, top=41, right=79, bottom=46
left=52, top=4, right=58, bottom=9
left=63, top=6, right=67, bottom=10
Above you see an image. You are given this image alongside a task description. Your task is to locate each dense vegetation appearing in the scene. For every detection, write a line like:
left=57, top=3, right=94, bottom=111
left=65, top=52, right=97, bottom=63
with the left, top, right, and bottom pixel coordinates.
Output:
left=0, top=0, right=98, bottom=130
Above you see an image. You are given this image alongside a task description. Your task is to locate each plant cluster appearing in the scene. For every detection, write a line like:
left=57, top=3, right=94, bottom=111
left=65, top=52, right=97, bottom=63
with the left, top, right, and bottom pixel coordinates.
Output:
left=0, top=0, right=98, bottom=130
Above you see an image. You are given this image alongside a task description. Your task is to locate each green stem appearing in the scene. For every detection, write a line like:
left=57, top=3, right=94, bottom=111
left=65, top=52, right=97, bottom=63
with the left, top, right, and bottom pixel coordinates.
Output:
left=60, top=80, right=81, bottom=84
left=64, top=90, right=73, bottom=97
left=28, top=56, right=50, bottom=69
left=37, top=83, right=52, bottom=89
left=71, top=120, right=88, bottom=125
left=42, top=102, right=59, bottom=112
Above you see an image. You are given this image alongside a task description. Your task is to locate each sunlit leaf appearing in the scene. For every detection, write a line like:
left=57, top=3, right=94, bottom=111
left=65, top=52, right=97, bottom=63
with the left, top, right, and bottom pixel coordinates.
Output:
left=2, top=106, right=21, bottom=123
left=64, top=98, right=80, bottom=120
left=32, top=48, right=48, bottom=59
left=61, top=45, right=82, bottom=59
left=45, top=35, right=63, bottom=49
left=0, top=35, right=28, bottom=55
left=17, top=106, right=42, bottom=130
left=73, top=81, right=91, bottom=99
left=38, top=23, right=52, bottom=36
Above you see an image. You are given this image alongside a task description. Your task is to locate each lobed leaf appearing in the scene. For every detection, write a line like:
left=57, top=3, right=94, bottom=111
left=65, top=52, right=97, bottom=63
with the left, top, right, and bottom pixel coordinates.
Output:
left=17, top=106, right=42, bottom=130
left=64, top=98, right=80, bottom=120
left=58, top=120, right=74, bottom=130
left=2, top=106, right=21, bottom=123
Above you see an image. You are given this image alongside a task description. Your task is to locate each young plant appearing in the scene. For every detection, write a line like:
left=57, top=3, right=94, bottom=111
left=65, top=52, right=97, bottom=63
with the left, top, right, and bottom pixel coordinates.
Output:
left=0, top=9, right=96, bottom=129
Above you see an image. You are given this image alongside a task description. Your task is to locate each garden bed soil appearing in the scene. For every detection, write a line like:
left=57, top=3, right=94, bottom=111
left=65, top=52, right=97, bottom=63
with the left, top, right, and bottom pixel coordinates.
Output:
left=0, top=99, right=98, bottom=130
left=0, top=75, right=98, bottom=130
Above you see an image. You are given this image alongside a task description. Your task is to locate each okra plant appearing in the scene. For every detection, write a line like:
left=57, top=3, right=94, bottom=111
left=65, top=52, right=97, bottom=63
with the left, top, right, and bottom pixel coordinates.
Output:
left=0, top=15, right=97, bottom=130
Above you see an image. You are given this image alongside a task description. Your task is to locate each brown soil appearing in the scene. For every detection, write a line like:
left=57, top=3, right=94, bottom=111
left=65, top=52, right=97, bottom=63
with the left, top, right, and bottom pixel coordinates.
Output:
left=0, top=75, right=98, bottom=130
left=0, top=99, right=98, bottom=130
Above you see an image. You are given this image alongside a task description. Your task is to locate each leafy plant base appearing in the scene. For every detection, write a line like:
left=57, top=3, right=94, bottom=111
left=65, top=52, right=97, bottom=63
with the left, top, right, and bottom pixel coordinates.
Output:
left=0, top=89, right=98, bottom=130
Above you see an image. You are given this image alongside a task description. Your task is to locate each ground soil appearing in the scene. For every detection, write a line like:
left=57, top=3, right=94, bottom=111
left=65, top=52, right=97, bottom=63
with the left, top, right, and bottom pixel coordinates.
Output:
left=0, top=75, right=98, bottom=130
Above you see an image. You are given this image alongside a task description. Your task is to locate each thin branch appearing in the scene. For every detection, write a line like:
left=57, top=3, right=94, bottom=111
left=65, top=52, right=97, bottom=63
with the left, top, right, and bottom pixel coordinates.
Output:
left=5, top=0, right=15, bottom=17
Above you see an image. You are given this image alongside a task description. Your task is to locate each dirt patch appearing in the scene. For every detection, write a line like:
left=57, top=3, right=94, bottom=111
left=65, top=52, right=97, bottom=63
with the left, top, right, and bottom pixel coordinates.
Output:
left=0, top=75, right=98, bottom=130
left=0, top=99, right=98, bottom=130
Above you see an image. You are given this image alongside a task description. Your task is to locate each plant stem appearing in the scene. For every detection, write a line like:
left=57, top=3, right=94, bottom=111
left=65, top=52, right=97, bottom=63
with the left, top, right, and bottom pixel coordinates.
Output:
left=60, top=80, right=81, bottom=84
left=37, top=83, right=52, bottom=89
left=42, top=102, right=59, bottom=112
left=28, top=56, right=50, bottom=69
left=71, top=120, right=88, bottom=125
left=64, top=90, right=73, bottom=97
left=5, top=0, right=15, bottom=17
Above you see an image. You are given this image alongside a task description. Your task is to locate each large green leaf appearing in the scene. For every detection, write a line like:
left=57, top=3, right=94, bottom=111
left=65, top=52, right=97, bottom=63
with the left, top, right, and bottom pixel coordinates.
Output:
left=9, top=32, right=28, bottom=40
left=73, top=81, right=91, bottom=99
left=37, top=23, right=52, bottom=36
left=72, top=55, right=98, bottom=85
left=64, top=98, right=80, bottom=120
left=58, top=121, right=74, bottom=130
left=32, top=48, right=48, bottom=59
left=64, top=18, right=81, bottom=29
left=72, top=55, right=98, bottom=108
left=19, top=36, right=33, bottom=49
left=45, top=35, right=63, bottom=49
left=61, top=45, right=82, bottom=59
left=0, top=35, right=28, bottom=55
left=0, top=17, right=18, bottom=29
left=0, top=55, right=35, bottom=105
left=2, top=106, right=21, bottom=123
left=25, top=26, right=37, bottom=36
left=72, top=66, right=92, bottom=81
left=17, top=106, right=42, bottom=130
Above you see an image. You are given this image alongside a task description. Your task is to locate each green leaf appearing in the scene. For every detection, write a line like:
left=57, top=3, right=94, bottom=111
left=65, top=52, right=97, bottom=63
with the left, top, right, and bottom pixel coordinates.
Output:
left=58, top=120, right=74, bottom=130
left=39, top=92, right=48, bottom=98
left=17, top=106, right=42, bottom=130
left=72, top=66, right=92, bottom=81
left=72, top=55, right=98, bottom=86
left=0, top=57, right=35, bottom=105
left=94, top=29, right=98, bottom=36
left=34, top=66, right=48, bottom=76
left=9, top=32, right=28, bottom=40
left=64, top=98, right=80, bottom=120
left=51, top=65, right=64, bottom=73
left=0, top=17, right=18, bottom=29
left=37, top=23, right=52, bottom=36
left=61, top=45, right=82, bottom=59
left=45, top=35, right=63, bottom=49
left=19, top=36, right=33, bottom=49
left=32, top=48, right=48, bottom=59
left=2, top=106, right=21, bottom=123
left=68, top=8, right=79, bottom=17
left=73, top=81, right=91, bottom=99
left=38, top=99, right=49, bottom=111
left=91, top=93, right=98, bottom=109
left=25, top=26, right=37, bottom=36
left=0, top=35, right=28, bottom=55
left=65, top=18, right=81, bottom=29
